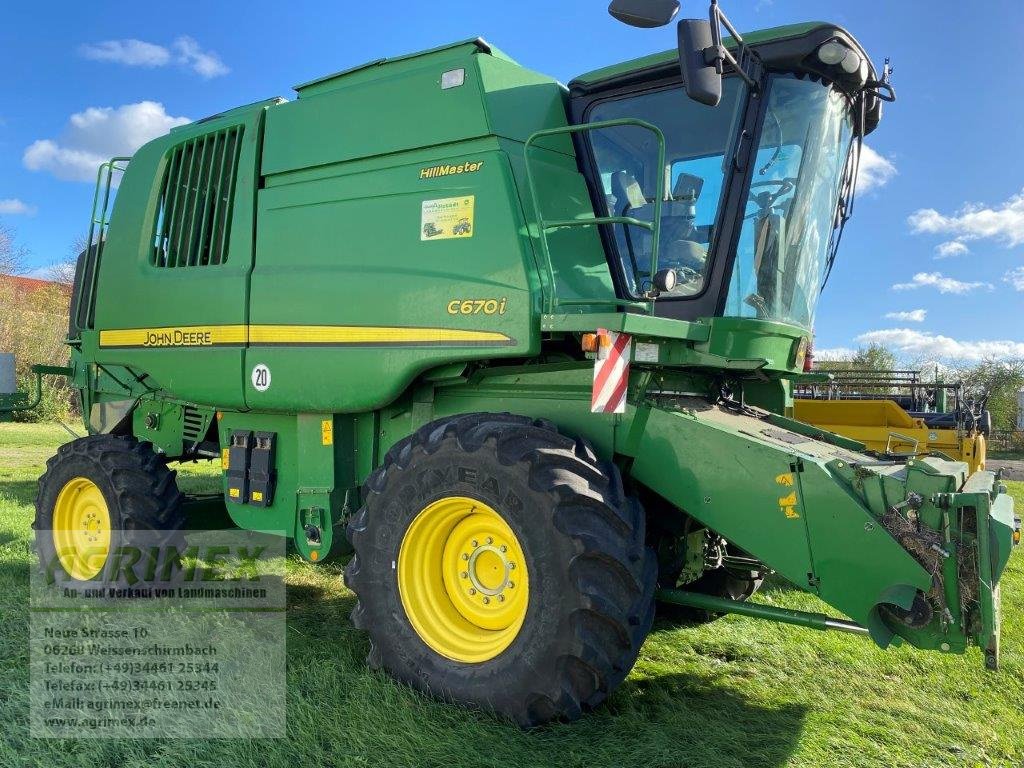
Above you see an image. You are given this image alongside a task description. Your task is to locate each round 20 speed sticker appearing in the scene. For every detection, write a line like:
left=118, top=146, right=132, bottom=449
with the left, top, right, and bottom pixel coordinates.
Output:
left=251, top=363, right=271, bottom=392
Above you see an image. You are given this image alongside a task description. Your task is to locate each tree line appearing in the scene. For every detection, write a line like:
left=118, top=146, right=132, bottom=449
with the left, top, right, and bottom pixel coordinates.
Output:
left=817, top=343, right=1024, bottom=434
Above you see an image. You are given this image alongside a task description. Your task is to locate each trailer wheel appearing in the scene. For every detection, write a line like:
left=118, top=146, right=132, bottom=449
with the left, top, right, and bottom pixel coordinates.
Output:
left=34, top=435, right=185, bottom=584
left=344, top=413, right=656, bottom=727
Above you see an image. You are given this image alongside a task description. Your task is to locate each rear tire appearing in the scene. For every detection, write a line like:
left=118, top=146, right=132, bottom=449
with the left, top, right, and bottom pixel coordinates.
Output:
left=344, top=413, right=656, bottom=727
left=34, top=435, right=185, bottom=585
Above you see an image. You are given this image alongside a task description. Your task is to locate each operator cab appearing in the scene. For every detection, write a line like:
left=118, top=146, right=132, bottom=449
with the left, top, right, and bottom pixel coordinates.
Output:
left=570, top=13, right=891, bottom=334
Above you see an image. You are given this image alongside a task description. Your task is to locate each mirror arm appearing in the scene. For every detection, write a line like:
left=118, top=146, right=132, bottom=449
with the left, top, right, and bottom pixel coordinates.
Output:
left=704, top=0, right=761, bottom=92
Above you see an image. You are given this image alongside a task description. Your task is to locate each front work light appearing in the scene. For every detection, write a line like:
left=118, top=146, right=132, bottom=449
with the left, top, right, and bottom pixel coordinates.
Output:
left=817, top=40, right=848, bottom=65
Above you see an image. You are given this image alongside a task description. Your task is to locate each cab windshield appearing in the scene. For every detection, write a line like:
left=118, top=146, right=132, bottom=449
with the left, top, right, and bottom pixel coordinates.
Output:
left=588, top=77, right=748, bottom=297
left=725, top=74, right=854, bottom=329
left=586, top=73, right=855, bottom=329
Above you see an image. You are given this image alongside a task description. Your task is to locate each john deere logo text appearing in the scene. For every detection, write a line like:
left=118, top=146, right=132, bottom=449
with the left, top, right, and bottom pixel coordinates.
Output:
left=145, top=329, right=214, bottom=347
left=420, top=161, right=483, bottom=179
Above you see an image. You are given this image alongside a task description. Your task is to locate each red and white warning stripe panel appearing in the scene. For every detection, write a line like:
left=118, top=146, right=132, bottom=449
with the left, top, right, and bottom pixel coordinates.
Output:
left=591, top=329, right=631, bottom=414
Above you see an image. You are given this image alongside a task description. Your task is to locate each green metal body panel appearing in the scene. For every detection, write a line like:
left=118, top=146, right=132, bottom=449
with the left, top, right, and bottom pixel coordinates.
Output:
left=82, top=99, right=275, bottom=409
left=215, top=410, right=357, bottom=561
left=132, top=397, right=214, bottom=457
left=624, top=396, right=929, bottom=644
left=42, top=28, right=1014, bottom=668
left=248, top=145, right=540, bottom=411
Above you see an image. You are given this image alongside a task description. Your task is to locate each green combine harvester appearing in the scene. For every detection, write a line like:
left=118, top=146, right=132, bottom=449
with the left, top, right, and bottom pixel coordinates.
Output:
left=5, top=0, right=1018, bottom=726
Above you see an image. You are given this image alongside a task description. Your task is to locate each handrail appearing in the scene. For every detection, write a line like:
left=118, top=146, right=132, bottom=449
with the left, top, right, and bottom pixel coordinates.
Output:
left=522, top=118, right=666, bottom=316
left=543, top=215, right=655, bottom=231
left=78, top=157, right=131, bottom=331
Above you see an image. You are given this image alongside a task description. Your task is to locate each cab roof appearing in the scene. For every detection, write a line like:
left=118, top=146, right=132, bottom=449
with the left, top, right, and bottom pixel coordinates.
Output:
left=569, top=21, right=883, bottom=134
left=570, top=21, right=875, bottom=89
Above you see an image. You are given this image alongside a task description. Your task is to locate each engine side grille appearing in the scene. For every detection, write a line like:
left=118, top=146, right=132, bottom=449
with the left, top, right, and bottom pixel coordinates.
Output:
left=152, top=125, right=243, bottom=268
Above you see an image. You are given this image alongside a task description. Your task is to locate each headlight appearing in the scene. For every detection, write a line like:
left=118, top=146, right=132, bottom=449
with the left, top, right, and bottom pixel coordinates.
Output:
left=815, top=38, right=869, bottom=88
left=817, top=41, right=848, bottom=66
left=839, top=49, right=863, bottom=74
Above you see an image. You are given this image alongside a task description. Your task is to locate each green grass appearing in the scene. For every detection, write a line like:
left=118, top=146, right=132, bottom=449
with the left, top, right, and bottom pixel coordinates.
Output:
left=1, top=422, right=1022, bottom=768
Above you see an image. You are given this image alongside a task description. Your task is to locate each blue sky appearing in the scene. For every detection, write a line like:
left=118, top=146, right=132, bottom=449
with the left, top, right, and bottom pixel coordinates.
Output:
left=2, top=0, right=1022, bottom=361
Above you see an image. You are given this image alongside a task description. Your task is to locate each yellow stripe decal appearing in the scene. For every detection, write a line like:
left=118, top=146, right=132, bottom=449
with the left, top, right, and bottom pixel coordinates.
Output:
left=247, top=325, right=509, bottom=344
left=99, top=324, right=511, bottom=348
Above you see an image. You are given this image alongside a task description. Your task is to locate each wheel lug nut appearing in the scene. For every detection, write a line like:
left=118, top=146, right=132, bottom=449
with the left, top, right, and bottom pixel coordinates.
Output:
left=461, top=553, right=469, bottom=561
left=486, top=536, right=493, bottom=545
left=460, top=571, right=468, bottom=579
left=508, top=562, right=516, bottom=570
left=471, top=540, right=478, bottom=548
left=497, top=595, right=505, bottom=602
left=499, top=545, right=507, bottom=553
left=468, top=588, right=476, bottom=595
left=482, top=597, right=490, bottom=604
left=508, top=581, right=515, bottom=589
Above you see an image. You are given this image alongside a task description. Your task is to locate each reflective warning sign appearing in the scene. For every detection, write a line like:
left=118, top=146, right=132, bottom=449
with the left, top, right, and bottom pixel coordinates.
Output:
left=421, top=196, right=474, bottom=240
left=591, top=329, right=631, bottom=414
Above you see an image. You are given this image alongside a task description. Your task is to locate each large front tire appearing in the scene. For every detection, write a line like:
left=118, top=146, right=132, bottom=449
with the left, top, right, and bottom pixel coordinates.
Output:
left=344, top=413, right=656, bottom=727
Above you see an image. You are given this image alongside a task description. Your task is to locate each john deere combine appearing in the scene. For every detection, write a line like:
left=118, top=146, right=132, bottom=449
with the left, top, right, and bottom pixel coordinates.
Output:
left=7, top=0, right=1018, bottom=726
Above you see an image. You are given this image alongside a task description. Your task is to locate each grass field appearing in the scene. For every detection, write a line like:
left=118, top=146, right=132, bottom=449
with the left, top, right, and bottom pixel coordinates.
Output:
left=1, top=422, right=1022, bottom=768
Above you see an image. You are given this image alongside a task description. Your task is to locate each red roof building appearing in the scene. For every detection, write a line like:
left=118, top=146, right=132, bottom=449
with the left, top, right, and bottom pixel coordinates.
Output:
left=0, top=274, right=70, bottom=295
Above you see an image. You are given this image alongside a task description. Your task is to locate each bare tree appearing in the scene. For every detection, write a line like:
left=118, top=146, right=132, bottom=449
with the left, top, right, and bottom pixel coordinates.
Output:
left=68, top=232, right=89, bottom=259
left=40, top=231, right=91, bottom=288
left=951, top=358, right=1024, bottom=432
left=0, top=220, right=28, bottom=276
left=46, top=261, right=77, bottom=287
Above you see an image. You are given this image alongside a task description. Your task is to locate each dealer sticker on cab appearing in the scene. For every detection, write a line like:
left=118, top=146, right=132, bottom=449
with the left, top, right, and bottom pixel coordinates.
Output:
left=421, top=196, right=474, bottom=240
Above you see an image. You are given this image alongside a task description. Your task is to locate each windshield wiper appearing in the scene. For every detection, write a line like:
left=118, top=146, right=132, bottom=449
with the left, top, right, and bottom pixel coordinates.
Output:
left=822, top=59, right=896, bottom=291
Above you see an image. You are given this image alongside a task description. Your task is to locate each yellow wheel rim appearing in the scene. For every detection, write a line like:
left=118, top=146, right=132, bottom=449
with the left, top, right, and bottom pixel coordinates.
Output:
left=51, top=477, right=111, bottom=580
left=398, top=496, right=529, bottom=663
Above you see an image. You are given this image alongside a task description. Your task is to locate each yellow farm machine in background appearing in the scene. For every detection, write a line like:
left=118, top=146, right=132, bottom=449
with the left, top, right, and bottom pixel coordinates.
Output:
left=794, top=369, right=989, bottom=473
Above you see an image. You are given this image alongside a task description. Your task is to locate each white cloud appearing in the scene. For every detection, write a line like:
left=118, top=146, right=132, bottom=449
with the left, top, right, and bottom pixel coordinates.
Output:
left=78, top=36, right=228, bottom=78
left=23, top=101, right=190, bottom=181
left=79, top=39, right=170, bottom=67
left=856, top=328, right=1024, bottom=362
left=813, top=347, right=857, bottom=361
left=891, top=271, right=991, bottom=294
left=1004, top=266, right=1024, bottom=292
left=908, top=189, right=1024, bottom=247
left=885, top=309, right=927, bottom=322
left=0, top=198, right=36, bottom=215
left=934, top=240, right=969, bottom=259
left=856, top=144, right=897, bottom=193
left=173, top=37, right=229, bottom=79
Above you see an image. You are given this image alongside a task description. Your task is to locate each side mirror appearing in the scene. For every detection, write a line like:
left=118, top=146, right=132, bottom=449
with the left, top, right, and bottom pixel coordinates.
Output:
left=608, top=0, right=680, bottom=28
left=610, top=1, right=757, bottom=108
left=0, top=353, right=15, bottom=395
left=677, top=19, right=722, bottom=106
